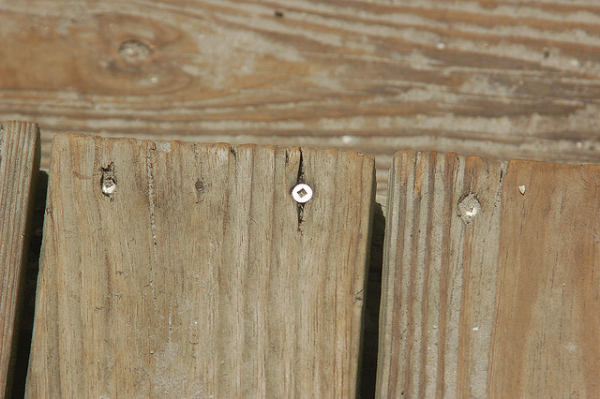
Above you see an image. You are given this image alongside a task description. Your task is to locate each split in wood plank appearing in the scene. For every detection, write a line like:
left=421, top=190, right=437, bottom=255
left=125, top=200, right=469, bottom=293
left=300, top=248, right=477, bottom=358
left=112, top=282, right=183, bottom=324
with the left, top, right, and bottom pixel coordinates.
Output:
left=25, top=133, right=376, bottom=398
left=0, top=121, right=40, bottom=398
left=377, top=150, right=600, bottom=398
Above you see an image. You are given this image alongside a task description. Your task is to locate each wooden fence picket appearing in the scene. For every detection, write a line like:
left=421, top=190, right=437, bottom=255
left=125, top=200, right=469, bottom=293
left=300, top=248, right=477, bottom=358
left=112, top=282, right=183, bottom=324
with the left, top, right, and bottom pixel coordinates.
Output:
left=25, top=133, right=375, bottom=398
left=377, top=150, right=600, bottom=398
left=0, top=121, right=40, bottom=398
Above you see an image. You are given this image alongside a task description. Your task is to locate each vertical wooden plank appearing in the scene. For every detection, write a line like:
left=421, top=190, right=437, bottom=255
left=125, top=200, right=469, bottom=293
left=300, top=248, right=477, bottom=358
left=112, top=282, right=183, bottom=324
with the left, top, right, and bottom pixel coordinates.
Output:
left=488, top=160, right=600, bottom=397
left=0, top=121, right=40, bottom=397
left=25, top=133, right=375, bottom=398
left=376, top=150, right=506, bottom=398
left=378, top=150, right=600, bottom=397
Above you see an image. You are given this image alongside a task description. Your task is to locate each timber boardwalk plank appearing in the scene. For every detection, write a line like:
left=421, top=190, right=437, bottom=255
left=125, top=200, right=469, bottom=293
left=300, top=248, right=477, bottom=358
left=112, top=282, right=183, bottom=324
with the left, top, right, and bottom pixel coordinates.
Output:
left=4, top=0, right=600, bottom=196
left=25, top=133, right=375, bottom=398
left=377, top=150, right=600, bottom=398
left=0, top=121, right=40, bottom=397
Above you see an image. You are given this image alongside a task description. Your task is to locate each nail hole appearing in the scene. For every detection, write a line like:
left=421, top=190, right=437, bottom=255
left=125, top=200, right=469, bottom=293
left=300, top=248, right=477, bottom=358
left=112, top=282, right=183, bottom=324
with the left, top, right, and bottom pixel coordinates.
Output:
left=457, top=193, right=480, bottom=225
left=194, top=179, right=207, bottom=204
left=542, top=48, right=550, bottom=58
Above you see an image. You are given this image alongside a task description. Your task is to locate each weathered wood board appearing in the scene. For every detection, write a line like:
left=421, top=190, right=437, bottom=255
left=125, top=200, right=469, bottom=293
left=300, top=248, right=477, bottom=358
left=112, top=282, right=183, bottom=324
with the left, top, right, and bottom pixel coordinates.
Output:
left=0, top=121, right=40, bottom=397
left=377, top=150, right=600, bottom=397
left=25, top=133, right=375, bottom=397
left=3, top=0, right=600, bottom=195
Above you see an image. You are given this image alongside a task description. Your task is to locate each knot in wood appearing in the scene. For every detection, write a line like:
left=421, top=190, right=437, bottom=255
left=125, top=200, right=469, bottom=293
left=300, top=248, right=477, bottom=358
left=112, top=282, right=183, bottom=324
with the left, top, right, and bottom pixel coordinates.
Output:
left=118, top=40, right=152, bottom=63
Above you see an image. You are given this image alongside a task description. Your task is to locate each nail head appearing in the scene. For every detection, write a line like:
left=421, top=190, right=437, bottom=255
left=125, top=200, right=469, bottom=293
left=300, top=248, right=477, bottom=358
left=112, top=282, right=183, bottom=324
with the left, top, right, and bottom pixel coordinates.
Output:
left=102, top=177, right=116, bottom=195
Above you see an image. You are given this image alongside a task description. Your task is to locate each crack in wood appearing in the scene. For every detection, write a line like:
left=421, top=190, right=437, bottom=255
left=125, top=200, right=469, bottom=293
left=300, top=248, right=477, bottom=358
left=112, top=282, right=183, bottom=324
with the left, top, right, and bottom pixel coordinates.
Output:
left=493, top=165, right=507, bottom=208
left=296, top=148, right=306, bottom=233
left=146, top=144, right=158, bottom=289
left=0, top=123, right=4, bottom=155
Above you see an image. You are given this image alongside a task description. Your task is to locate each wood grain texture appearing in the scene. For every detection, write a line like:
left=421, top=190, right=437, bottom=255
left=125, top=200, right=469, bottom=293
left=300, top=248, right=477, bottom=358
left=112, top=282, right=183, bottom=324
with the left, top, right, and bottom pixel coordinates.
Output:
left=377, top=150, right=506, bottom=398
left=377, top=150, right=600, bottom=397
left=489, top=159, right=600, bottom=397
left=25, top=133, right=375, bottom=398
left=0, top=121, right=40, bottom=397
left=3, top=1, right=600, bottom=195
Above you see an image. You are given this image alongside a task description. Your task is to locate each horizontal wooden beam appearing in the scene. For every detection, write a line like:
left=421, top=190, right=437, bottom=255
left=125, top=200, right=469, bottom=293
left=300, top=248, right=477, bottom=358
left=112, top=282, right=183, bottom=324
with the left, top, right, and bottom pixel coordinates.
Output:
left=3, top=1, right=600, bottom=196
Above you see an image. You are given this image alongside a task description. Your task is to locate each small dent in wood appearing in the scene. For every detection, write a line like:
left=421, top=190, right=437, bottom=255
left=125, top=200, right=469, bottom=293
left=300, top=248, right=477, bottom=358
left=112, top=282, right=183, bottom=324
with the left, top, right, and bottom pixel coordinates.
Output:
left=354, top=289, right=364, bottom=303
left=101, top=162, right=117, bottom=198
left=119, top=40, right=152, bottom=63
left=194, top=179, right=205, bottom=203
left=457, top=193, right=481, bottom=225
left=542, top=47, right=550, bottom=59
left=274, top=10, right=284, bottom=18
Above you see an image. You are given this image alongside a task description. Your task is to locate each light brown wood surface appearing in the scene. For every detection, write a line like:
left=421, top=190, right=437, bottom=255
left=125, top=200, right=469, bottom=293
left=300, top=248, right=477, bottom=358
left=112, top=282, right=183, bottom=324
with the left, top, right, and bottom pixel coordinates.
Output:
left=0, top=121, right=40, bottom=397
left=377, top=150, right=600, bottom=398
left=488, top=159, right=600, bottom=397
left=25, top=133, right=375, bottom=398
left=2, top=1, right=600, bottom=195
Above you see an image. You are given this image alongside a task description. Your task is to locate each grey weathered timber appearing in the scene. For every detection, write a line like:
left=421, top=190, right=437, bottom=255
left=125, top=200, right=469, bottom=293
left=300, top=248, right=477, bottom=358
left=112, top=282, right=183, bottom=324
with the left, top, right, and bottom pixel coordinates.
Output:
left=25, top=133, right=375, bottom=398
left=3, top=1, right=600, bottom=196
left=0, top=121, right=40, bottom=397
left=377, top=150, right=600, bottom=397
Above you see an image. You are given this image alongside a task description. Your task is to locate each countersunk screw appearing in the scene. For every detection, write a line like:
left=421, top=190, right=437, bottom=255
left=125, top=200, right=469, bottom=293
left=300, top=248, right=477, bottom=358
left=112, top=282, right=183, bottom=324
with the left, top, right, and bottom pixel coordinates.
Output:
left=292, top=184, right=313, bottom=203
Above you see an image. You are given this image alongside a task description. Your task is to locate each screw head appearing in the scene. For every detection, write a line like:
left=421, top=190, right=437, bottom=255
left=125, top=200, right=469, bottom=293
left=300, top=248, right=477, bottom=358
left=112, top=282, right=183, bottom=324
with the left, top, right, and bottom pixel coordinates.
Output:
left=292, top=184, right=313, bottom=203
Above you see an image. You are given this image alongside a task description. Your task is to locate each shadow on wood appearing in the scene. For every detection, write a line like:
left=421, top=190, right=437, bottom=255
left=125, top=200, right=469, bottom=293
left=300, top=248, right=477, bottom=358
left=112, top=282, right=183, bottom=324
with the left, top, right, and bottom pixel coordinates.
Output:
left=359, top=201, right=385, bottom=399
left=8, top=171, right=48, bottom=398
left=0, top=121, right=40, bottom=398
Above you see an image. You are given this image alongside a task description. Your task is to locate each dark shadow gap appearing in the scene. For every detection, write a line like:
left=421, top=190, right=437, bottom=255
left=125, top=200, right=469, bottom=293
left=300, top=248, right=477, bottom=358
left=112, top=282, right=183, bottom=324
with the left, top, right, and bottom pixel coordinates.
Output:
left=8, top=171, right=47, bottom=398
left=359, top=201, right=385, bottom=399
